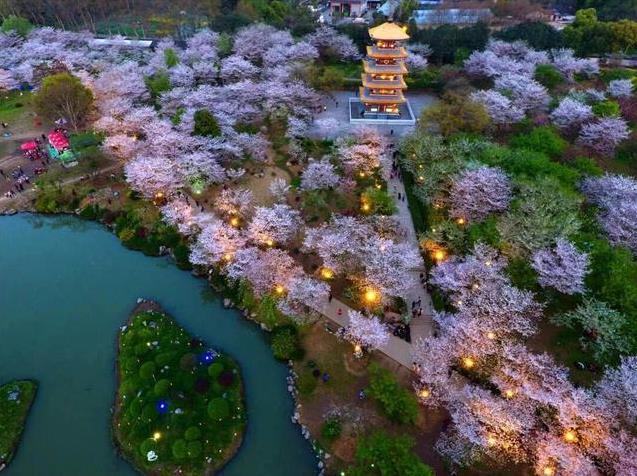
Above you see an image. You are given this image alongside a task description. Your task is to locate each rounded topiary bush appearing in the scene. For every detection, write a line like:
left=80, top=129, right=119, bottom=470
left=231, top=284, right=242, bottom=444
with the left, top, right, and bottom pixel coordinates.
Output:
left=139, top=438, right=157, bottom=457
left=185, top=426, right=201, bottom=441
left=153, top=379, right=170, bottom=396
left=207, top=362, right=224, bottom=378
left=172, top=439, right=187, bottom=459
left=207, top=398, right=230, bottom=420
left=186, top=440, right=202, bottom=459
left=139, top=361, right=156, bottom=380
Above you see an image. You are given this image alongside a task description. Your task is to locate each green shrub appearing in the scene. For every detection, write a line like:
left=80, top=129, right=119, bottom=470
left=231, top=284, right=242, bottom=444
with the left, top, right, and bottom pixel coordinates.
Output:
left=193, top=109, right=221, bottom=138
left=270, top=325, right=303, bottom=361
left=592, top=100, right=620, bottom=117
left=153, top=379, right=170, bottom=396
left=207, top=398, right=230, bottom=420
left=361, top=186, right=397, bottom=215
left=172, top=439, right=187, bottom=459
left=366, top=364, right=419, bottom=424
left=139, top=361, right=156, bottom=380
left=164, top=48, right=179, bottom=68
left=321, top=417, right=342, bottom=442
left=207, top=362, right=224, bottom=378
left=185, top=426, right=201, bottom=441
left=145, top=73, right=171, bottom=99
left=600, top=68, right=637, bottom=84
left=510, top=126, right=567, bottom=158
left=534, top=64, right=564, bottom=89
left=186, top=440, right=202, bottom=458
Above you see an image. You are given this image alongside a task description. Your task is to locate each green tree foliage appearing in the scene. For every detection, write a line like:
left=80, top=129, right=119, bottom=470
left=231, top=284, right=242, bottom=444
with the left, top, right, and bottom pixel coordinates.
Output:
left=0, top=380, right=37, bottom=467
left=145, top=73, right=171, bottom=100
left=497, top=178, right=581, bottom=256
left=510, top=126, right=568, bottom=159
left=552, top=298, right=631, bottom=363
left=409, top=22, right=489, bottom=64
left=34, top=73, right=93, bottom=130
left=207, top=397, right=230, bottom=420
left=421, top=93, right=490, bottom=137
left=497, top=21, right=564, bottom=50
left=581, top=0, right=637, bottom=21
left=347, top=431, right=434, bottom=476
left=193, top=109, right=221, bottom=137
left=164, top=48, right=179, bottom=68
left=534, top=64, right=564, bottom=90
left=270, top=325, right=303, bottom=361
left=361, top=186, right=397, bottom=215
left=592, top=100, right=621, bottom=117
left=565, top=8, right=637, bottom=55
left=321, top=417, right=342, bottom=442
left=366, top=364, right=419, bottom=424
left=0, top=15, right=33, bottom=37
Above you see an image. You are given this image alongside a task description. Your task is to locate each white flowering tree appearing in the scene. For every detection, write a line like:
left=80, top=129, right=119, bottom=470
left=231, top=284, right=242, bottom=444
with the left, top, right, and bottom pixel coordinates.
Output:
left=531, top=239, right=589, bottom=295
left=608, top=79, right=634, bottom=98
left=215, top=188, right=254, bottom=218
left=470, top=90, right=525, bottom=125
left=300, top=159, right=341, bottom=190
left=268, top=177, right=290, bottom=202
left=550, top=97, right=593, bottom=130
left=341, top=310, right=390, bottom=352
left=247, top=204, right=302, bottom=246
left=578, top=117, right=630, bottom=155
left=305, top=26, right=360, bottom=61
left=124, top=155, right=183, bottom=198
left=189, top=218, right=247, bottom=266
left=449, top=166, right=512, bottom=223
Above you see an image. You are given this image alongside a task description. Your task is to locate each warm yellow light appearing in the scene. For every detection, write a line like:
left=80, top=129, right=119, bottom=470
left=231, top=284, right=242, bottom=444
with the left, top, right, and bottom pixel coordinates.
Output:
left=486, top=331, right=496, bottom=340
left=359, top=172, right=366, bottom=178
left=457, top=217, right=465, bottom=225
left=504, top=389, right=515, bottom=399
left=223, top=253, right=233, bottom=262
left=543, top=466, right=555, bottom=476
left=354, top=344, right=362, bottom=355
left=487, top=436, right=497, bottom=446
left=274, top=285, right=285, bottom=295
left=485, top=260, right=492, bottom=267
left=362, top=203, right=371, bottom=212
left=463, top=357, right=475, bottom=369
left=472, top=283, right=480, bottom=290
left=230, top=217, right=240, bottom=227
left=364, top=288, right=379, bottom=304
left=375, top=183, right=382, bottom=189
left=152, top=432, right=161, bottom=441
left=432, top=249, right=446, bottom=262
left=320, top=267, right=334, bottom=279
left=265, top=239, right=274, bottom=247
left=419, top=388, right=430, bottom=399
left=564, top=430, right=577, bottom=443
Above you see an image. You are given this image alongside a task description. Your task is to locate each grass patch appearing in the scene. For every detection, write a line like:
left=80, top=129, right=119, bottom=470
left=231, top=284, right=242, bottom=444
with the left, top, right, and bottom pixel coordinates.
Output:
left=114, top=307, right=245, bottom=475
left=0, top=380, right=37, bottom=468
left=0, top=90, right=32, bottom=123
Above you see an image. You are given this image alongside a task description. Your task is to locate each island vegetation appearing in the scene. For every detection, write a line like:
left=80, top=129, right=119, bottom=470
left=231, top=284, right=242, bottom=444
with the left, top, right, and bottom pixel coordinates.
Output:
left=0, top=380, right=37, bottom=471
left=113, top=302, right=245, bottom=475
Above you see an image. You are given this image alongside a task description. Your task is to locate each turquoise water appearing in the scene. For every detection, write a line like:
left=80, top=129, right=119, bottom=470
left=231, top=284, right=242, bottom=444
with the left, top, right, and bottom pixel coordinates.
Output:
left=0, top=214, right=316, bottom=476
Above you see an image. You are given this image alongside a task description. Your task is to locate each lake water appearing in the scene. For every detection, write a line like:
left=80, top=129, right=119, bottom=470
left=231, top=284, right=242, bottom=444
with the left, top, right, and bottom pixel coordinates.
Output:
left=0, top=214, right=316, bottom=476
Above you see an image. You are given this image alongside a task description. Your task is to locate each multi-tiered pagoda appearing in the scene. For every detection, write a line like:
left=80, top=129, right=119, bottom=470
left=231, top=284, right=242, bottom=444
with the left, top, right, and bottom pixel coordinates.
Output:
left=360, top=21, right=410, bottom=116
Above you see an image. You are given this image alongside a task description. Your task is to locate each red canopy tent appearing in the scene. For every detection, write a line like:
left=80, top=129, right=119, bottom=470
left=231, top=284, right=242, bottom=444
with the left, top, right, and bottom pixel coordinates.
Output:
left=48, top=131, right=69, bottom=151
left=20, top=141, right=38, bottom=151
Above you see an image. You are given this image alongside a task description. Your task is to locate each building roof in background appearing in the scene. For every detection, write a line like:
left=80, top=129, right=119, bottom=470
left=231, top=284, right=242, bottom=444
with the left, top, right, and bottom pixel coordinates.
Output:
left=413, top=8, right=492, bottom=25
left=90, top=38, right=153, bottom=48
left=368, top=21, right=410, bottom=41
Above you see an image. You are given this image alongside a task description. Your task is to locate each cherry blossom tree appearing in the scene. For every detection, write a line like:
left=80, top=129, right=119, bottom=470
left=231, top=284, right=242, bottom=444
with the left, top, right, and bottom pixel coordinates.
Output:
left=269, top=177, right=290, bottom=202
left=247, top=204, right=302, bottom=246
left=284, top=275, right=330, bottom=316
left=314, top=117, right=340, bottom=137
left=340, top=310, right=390, bottom=351
left=494, top=73, right=550, bottom=112
left=215, top=188, right=253, bottom=218
left=470, top=90, right=525, bottom=125
left=226, top=246, right=302, bottom=297
left=161, top=198, right=199, bottom=235
left=0, top=68, right=18, bottom=90
left=300, top=159, right=341, bottom=190
left=220, top=55, right=259, bottom=83
left=305, top=26, right=360, bottom=61
left=182, top=29, right=219, bottom=65
left=551, top=49, right=599, bottom=80
left=189, top=218, right=247, bottom=266
left=550, top=97, right=594, bottom=130
left=578, top=117, right=630, bottom=155
left=232, top=23, right=293, bottom=63
left=102, top=134, right=140, bottom=160
left=363, top=237, right=422, bottom=297
left=531, top=239, right=589, bottom=295
left=338, top=144, right=381, bottom=175
left=596, top=357, right=637, bottom=425
left=581, top=174, right=637, bottom=253
left=449, top=166, right=512, bottom=223
left=608, top=79, right=634, bottom=98
left=124, top=155, right=183, bottom=198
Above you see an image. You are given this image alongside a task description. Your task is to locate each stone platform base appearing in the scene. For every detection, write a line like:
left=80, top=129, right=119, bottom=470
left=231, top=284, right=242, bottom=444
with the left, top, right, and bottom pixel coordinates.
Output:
left=348, top=98, right=416, bottom=125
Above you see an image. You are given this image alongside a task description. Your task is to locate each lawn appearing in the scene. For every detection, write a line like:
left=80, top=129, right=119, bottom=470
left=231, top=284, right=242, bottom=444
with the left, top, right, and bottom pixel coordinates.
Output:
left=0, top=90, right=32, bottom=124
left=0, top=380, right=37, bottom=469
left=113, top=304, right=245, bottom=475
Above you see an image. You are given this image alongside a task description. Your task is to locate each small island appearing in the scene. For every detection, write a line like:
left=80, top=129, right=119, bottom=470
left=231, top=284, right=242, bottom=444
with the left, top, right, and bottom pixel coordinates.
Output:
left=0, top=380, right=37, bottom=472
left=113, top=302, right=245, bottom=475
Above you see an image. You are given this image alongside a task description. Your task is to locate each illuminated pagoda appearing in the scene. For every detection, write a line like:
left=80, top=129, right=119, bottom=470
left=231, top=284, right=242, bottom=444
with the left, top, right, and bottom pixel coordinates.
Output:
left=360, top=21, right=410, bottom=117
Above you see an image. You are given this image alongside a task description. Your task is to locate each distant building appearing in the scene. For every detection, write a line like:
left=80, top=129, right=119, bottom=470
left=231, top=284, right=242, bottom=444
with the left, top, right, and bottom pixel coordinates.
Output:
left=412, top=8, right=492, bottom=27
left=330, top=0, right=368, bottom=16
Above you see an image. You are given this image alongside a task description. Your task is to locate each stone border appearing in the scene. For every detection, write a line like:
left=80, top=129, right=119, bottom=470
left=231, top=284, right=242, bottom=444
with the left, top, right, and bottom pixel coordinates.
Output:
left=348, top=98, right=416, bottom=125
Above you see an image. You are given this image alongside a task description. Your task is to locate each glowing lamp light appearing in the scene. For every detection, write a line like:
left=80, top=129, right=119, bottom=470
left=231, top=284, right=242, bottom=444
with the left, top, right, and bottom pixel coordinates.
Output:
left=229, top=217, right=240, bottom=227
left=432, top=249, right=446, bottom=263
left=363, top=288, right=380, bottom=304
left=320, top=267, right=334, bottom=280
left=485, top=260, right=492, bottom=267
left=419, top=388, right=430, bottom=399
left=223, top=252, right=233, bottom=262
left=152, top=432, right=162, bottom=441
left=543, top=466, right=555, bottom=476
left=564, top=430, right=577, bottom=443
left=472, top=283, right=480, bottom=290
left=274, top=285, right=285, bottom=295
left=504, top=389, right=515, bottom=399
left=353, top=344, right=362, bottom=357
left=359, top=172, right=366, bottom=178
left=462, top=357, right=475, bottom=369
left=457, top=217, right=466, bottom=225
left=487, top=436, right=497, bottom=447
left=156, top=399, right=169, bottom=415
left=486, top=331, right=496, bottom=340
left=362, top=203, right=371, bottom=212
left=265, top=238, right=274, bottom=247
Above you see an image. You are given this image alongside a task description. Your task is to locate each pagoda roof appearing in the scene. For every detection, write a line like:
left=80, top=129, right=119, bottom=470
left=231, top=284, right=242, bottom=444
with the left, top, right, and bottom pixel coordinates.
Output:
left=362, top=74, right=407, bottom=89
left=366, top=45, right=408, bottom=59
left=359, top=87, right=407, bottom=104
left=368, top=22, right=410, bottom=41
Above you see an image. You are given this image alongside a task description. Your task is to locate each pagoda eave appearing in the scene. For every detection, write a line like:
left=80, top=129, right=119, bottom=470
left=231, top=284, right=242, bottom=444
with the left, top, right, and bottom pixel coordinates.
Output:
left=363, top=60, right=408, bottom=75
left=366, top=45, right=408, bottom=59
left=361, top=74, right=407, bottom=89
left=359, top=87, right=407, bottom=104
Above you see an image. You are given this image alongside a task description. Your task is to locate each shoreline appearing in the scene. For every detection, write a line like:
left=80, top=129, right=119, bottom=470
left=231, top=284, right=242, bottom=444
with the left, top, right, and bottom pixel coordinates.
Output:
left=0, top=379, right=38, bottom=473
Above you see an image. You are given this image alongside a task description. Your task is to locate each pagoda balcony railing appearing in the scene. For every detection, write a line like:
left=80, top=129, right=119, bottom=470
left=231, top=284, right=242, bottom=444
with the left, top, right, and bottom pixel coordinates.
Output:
left=366, top=45, right=408, bottom=59
left=362, top=74, right=407, bottom=89
left=363, top=60, right=408, bottom=75
left=359, top=87, right=406, bottom=104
